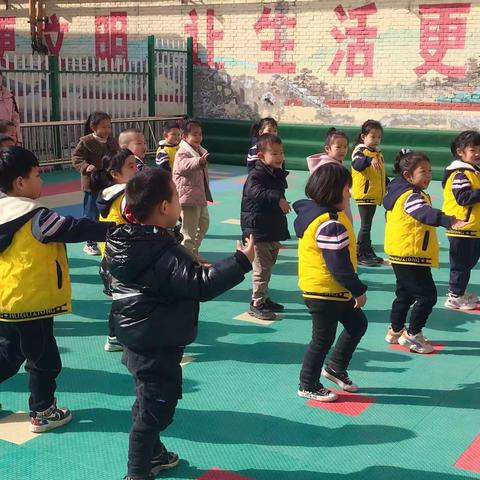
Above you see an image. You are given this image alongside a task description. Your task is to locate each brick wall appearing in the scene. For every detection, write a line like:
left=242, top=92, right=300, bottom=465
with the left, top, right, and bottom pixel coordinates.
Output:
left=2, top=0, right=480, bottom=129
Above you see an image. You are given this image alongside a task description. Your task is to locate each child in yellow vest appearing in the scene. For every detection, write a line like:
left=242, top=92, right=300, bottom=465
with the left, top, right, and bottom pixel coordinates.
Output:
left=156, top=121, right=181, bottom=172
left=351, top=119, right=386, bottom=266
left=0, top=146, right=113, bottom=432
left=91, top=148, right=138, bottom=352
left=294, top=163, right=368, bottom=402
left=384, top=150, right=465, bottom=353
left=442, top=130, right=480, bottom=310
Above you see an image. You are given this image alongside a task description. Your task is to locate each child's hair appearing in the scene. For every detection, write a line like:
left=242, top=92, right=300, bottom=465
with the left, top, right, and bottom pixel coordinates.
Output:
left=325, top=127, right=349, bottom=148
left=450, top=130, right=480, bottom=158
left=90, top=148, right=134, bottom=192
left=256, top=133, right=282, bottom=153
left=0, top=146, right=39, bottom=193
left=84, top=111, right=112, bottom=136
left=125, top=168, right=174, bottom=222
left=355, top=119, right=383, bottom=145
left=305, top=163, right=352, bottom=207
left=0, top=133, right=14, bottom=146
left=0, top=120, right=15, bottom=134
left=251, top=117, right=278, bottom=138
left=183, top=119, right=202, bottom=135
left=394, top=149, right=430, bottom=176
left=163, top=121, right=180, bottom=134
left=120, top=127, right=142, bottom=137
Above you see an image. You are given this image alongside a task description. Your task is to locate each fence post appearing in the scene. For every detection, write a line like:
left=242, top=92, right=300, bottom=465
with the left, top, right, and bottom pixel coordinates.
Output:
left=49, top=55, right=62, bottom=161
left=186, top=36, right=194, bottom=118
left=147, top=35, right=156, bottom=117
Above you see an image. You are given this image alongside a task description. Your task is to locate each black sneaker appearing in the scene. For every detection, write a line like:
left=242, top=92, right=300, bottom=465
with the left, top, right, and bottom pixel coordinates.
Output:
left=264, top=298, right=284, bottom=312
left=151, top=449, right=180, bottom=475
left=249, top=302, right=277, bottom=320
left=322, top=366, right=359, bottom=392
left=357, top=253, right=379, bottom=266
left=297, top=384, right=338, bottom=402
left=366, top=247, right=384, bottom=264
left=124, top=475, right=154, bottom=480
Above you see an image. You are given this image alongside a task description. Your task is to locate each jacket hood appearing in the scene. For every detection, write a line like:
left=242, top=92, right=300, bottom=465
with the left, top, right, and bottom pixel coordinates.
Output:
left=293, top=199, right=335, bottom=238
left=0, top=196, right=45, bottom=252
left=105, top=223, right=178, bottom=283
left=158, top=139, right=179, bottom=147
left=98, top=184, right=125, bottom=218
left=383, top=177, right=416, bottom=211
left=306, top=152, right=341, bottom=174
left=442, top=159, right=479, bottom=187
left=179, top=139, right=207, bottom=157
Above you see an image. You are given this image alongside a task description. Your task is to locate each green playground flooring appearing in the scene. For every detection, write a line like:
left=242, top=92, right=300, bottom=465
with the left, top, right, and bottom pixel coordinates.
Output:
left=1, top=164, right=480, bottom=480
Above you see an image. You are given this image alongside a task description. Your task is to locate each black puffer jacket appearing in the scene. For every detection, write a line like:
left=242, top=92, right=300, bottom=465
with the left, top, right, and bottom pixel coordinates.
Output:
left=103, top=223, right=252, bottom=352
left=240, top=161, right=291, bottom=242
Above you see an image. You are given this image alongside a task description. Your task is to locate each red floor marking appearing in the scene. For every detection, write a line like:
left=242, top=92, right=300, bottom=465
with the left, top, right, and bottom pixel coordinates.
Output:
left=455, top=434, right=480, bottom=472
left=389, top=343, right=444, bottom=355
left=208, top=201, right=221, bottom=205
left=42, top=179, right=80, bottom=197
left=198, top=468, right=253, bottom=480
left=232, top=177, right=247, bottom=184
left=462, top=307, right=480, bottom=315
left=307, top=389, right=374, bottom=416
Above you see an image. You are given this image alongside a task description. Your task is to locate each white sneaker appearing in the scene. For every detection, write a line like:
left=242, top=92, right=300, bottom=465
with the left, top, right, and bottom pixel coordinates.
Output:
left=83, top=244, right=100, bottom=256
left=444, top=292, right=477, bottom=310
left=464, top=291, right=478, bottom=304
left=104, top=336, right=123, bottom=352
left=385, top=326, right=406, bottom=344
left=298, top=385, right=338, bottom=402
left=398, top=331, right=434, bottom=354
left=30, top=400, right=72, bottom=433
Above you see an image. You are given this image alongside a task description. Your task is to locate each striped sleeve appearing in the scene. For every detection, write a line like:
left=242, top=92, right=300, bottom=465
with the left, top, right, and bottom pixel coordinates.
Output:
left=315, top=220, right=367, bottom=297
left=246, top=145, right=259, bottom=172
left=404, top=192, right=452, bottom=228
left=31, top=209, right=67, bottom=241
left=352, top=147, right=372, bottom=171
left=451, top=171, right=480, bottom=206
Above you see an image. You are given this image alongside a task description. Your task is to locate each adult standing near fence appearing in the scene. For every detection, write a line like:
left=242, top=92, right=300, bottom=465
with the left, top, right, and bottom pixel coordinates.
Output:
left=0, top=73, right=22, bottom=144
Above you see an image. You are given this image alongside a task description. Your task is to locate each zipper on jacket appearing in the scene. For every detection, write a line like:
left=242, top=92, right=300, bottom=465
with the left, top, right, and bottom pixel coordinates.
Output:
left=422, top=231, right=430, bottom=251
left=363, top=179, right=370, bottom=194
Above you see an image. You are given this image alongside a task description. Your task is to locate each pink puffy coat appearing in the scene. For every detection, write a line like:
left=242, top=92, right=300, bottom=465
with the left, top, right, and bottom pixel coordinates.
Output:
left=173, top=140, right=213, bottom=207
left=0, top=84, right=22, bottom=143
left=306, top=152, right=353, bottom=223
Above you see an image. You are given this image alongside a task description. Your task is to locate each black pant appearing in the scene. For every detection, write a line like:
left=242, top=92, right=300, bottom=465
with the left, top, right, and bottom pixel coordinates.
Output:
left=122, top=346, right=184, bottom=478
left=448, top=237, right=480, bottom=296
left=357, top=204, right=376, bottom=253
left=0, top=317, right=61, bottom=413
left=390, top=264, right=437, bottom=335
left=299, top=299, right=368, bottom=389
left=108, top=309, right=115, bottom=337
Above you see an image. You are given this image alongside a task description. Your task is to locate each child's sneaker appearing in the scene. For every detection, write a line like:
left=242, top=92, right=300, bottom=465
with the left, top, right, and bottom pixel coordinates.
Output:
left=30, top=400, right=72, bottom=433
left=104, top=336, right=123, bottom=352
left=322, top=366, right=359, bottom=392
left=464, top=291, right=479, bottom=304
left=298, top=384, right=338, bottom=402
left=385, top=326, right=406, bottom=344
left=249, top=302, right=277, bottom=320
left=264, top=298, right=284, bottom=312
left=444, top=292, right=477, bottom=310
left=151, top=449, right=180, bottom=475
left=398, top=330, right=434, bottom=354
left=83, top=243, right=100, bottom=256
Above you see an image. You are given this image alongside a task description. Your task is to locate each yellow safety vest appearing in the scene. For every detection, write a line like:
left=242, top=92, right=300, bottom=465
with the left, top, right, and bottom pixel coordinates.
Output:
left=156, top=143, right=179, bottom=170
left=99, top=185, right=126, bottom=255
left=298, top=211, right=357, bottom=301
left=351, top=145, right=386, bottom=206
left=0, top=219, right=72, bottom=321
left=443, top=167, right=480, bottom=238
left=384, top=189, right=439, bottom=267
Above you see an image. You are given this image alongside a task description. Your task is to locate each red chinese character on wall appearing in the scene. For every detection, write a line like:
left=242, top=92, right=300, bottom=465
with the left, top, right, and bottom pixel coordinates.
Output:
left=0, top=16, right=16, bottom=61
left=95, top=12, right=128, bottom=62
left=254, top=7, right=296, bottom=74
left=328, top=3, right=378, bottom=77
left=415, top=3, right=470, bottom=77
left=42, top=15, right=69, bottom=55
left=184, top=9, right=224, bottom=69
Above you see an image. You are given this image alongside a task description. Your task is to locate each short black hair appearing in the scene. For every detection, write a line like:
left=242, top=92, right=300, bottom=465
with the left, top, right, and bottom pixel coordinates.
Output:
left=163, top=121, right=180, bottom=133
left=451, top=130, right=480, bottom=157
left=125, top=168, right=174, bottom=222
left=0, top=146, right=40, bottom=193
left=305, top=163, right=352, bottom=207
left=257, top=133, right=282, bottom=153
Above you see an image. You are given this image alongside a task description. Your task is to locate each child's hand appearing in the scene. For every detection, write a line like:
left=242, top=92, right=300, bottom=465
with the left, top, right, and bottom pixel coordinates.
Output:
left=279, top=198, right=291, bottom=213
left=86, top=164, right=96, bottom=173
left=371, top=158, right=381, bottom=170
left=199, top=153, right=209, bottom=166
left=451, top=218, right=468, bottom=229
left=237, top=234, right=255, bottom=263
left=354, top=293, right=367, bottom=309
